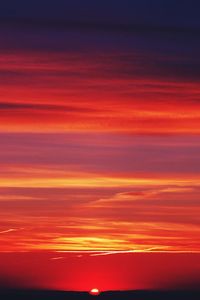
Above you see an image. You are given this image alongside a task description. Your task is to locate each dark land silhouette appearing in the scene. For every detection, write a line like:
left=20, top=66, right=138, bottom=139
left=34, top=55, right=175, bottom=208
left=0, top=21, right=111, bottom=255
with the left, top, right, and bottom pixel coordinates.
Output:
left=0, top=289, right=200, bottom=300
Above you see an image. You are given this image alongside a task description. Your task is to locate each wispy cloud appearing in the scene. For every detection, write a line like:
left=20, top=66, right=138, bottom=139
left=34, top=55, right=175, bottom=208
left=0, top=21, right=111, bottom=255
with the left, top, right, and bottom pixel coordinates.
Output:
left=0, top=228, right=19, bottom=234
left=91, top=187, right=195, bottom=207
left=0, top=50, right=200, bottom=133
left=0, top=10, right=199, bottom=254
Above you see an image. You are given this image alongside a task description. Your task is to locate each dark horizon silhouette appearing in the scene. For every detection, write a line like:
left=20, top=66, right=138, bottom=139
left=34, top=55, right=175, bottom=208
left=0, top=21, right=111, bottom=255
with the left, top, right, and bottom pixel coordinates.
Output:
left=0, top=288, right=200, bottom=300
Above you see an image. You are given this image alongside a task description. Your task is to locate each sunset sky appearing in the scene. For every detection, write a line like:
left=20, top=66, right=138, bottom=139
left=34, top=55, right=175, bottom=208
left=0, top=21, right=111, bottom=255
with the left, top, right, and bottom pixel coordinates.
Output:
left=0, top=0, right=200, bottom=292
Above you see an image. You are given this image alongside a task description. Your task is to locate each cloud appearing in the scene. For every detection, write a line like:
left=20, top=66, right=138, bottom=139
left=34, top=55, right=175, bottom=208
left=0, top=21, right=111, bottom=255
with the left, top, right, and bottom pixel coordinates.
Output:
left=0, top=102, right=98, bottom=113
left=0, top=229, right=18, bottom=234
left=91, top=187, right=196, bottom=207
left=0, top=49, right=200, bottom=133
left=0, top=133, right=200, bottom=175
left=0, top=12, right=199, bottom=254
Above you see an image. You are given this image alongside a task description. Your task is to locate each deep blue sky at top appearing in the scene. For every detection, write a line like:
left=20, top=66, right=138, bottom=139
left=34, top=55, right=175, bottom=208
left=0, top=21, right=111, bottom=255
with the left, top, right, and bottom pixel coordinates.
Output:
left=0, top=0, right=200, bottom=29
left=0, top=1, right=200, bottom=83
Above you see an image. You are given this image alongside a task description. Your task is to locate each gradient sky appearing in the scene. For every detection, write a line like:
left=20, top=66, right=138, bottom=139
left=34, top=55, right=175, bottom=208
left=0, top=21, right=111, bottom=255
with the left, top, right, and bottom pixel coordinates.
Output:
left=0, top=0, right=200, bottom=291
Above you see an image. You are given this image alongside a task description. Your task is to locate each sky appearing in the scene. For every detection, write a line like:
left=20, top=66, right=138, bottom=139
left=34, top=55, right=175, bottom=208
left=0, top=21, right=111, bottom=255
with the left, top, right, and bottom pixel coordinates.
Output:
left=0, top=0, right=200, bottom=292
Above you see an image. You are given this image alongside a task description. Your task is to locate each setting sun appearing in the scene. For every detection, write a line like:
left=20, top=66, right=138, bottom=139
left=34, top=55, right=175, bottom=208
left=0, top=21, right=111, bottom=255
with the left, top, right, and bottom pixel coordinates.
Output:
left=89, top=288, right=100, bottom=296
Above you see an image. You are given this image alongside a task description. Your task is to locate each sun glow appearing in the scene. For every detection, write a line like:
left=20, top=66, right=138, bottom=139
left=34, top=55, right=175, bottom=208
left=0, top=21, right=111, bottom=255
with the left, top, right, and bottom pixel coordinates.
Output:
left=90, top=288, right=100, bottom=296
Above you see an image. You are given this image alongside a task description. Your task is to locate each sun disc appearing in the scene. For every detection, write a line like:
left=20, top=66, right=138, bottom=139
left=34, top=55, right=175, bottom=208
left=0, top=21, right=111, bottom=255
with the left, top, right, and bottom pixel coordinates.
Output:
left=89, top=288, right=100, bottom=296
